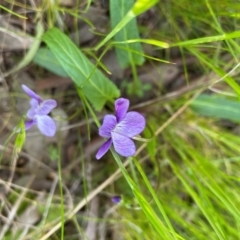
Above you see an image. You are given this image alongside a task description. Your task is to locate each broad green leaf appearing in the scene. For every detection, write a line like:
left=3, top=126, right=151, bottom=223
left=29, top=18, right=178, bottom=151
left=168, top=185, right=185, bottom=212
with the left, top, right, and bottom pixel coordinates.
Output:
left=33, top=48, right=68, bottom=77
left=95, top=0, right=159, bottom=50
left=110, top=0, right=144, bottom=68
left=191, top=94, right=240, bottom=123
left=42, top=28, right=120, bottom=111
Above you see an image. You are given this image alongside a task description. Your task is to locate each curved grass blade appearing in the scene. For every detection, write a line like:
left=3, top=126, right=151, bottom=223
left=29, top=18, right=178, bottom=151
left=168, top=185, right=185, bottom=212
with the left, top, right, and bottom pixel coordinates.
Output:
left=171, top=30, right=240, bottom=47
left=95, top=0, right=159, bottom=50
left=0, top=5, right=27, bottom=19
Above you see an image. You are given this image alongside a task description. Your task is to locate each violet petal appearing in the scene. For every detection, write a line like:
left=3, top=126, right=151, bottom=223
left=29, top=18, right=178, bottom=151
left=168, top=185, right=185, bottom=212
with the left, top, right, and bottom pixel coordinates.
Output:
left=27, top=99, right=38, bottom=118
left=99, top=115, right=117, bottom=138
left=25, top=119, right=36, bottom=130
left=96, top=138, right=112, bottom=160
left=111, top=132, right=136, bottom=157
left=37, top=99, right=57, bottom=115
left=27, top=106, right=36, bottom=119
left=113, top=112, right=146, bottom=137
left=22, top=85, right=43, bottom=102
left=30, top=98, right=39, bottom=108
left=36, top=115, right=56, bottom=137
left=115, top=98, right=129, bottom=122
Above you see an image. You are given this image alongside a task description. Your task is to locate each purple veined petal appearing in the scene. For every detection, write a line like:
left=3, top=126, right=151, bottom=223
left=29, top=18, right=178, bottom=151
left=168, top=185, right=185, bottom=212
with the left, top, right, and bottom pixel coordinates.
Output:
left=37, top=99, right=57, bottom=115
left=27, top=99, right=38, bottom=119
left=36, top=115, right=56, bottom=137
left=27, top=106, right=36, bottom=119
left=115, top=98, right=129, bottom=122
left=99, top=115, right=117, bottom=138
left=111, top=132, right=136, bottom=157
left=96, top=138, right=112, bottom=160
left=30, top=98, right=39, bottom=108
left=25, top=119, right=36, bottom=130
left=22, top=85, right=43, bottom=103
left=113, top=112, right=146, bottom=138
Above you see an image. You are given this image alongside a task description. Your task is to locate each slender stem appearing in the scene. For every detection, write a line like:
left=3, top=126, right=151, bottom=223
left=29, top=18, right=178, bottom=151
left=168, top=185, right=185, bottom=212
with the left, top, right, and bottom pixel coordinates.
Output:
left=77, top=88, right=91, bottom=140
left=131, top=61, right=140, bottom=93
left=57, top=140, right=65, bottom=240
left=129, top=158, right=139, bottom=187
left=80, top=90, right=101, bottom=127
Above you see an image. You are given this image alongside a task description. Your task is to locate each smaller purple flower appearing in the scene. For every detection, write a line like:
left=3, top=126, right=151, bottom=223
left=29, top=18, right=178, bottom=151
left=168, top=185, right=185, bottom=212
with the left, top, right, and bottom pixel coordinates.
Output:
left=96, top=98, right=145, bottom=159
left=22, top=84, right=57, bottom=137
left=111, top=196, right=122, bottom=204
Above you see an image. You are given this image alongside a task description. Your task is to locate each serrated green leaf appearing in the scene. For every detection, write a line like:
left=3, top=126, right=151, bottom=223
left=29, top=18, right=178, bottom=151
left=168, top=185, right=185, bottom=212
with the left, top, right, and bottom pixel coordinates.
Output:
left=110, top=0, right=144, bottom=68
left=42, top=28, right=120, bottom=111
left=33, top=48, right=68, bottom=77
left=191, top=94, right=240, bottom=123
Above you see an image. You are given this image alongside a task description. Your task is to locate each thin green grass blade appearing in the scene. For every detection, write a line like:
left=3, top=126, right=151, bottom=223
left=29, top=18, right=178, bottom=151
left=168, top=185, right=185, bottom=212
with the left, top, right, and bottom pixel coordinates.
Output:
left=95, top=11, right=135, bottom=51
left=189, top=48, right=240, bottom=98
left=184, top=142, right=240, bottom=228
left=113, top=38, right=169, bottom=48
left=133, top=157, right=180, bottom=240
left=42, top=28, right=120, bottom=111
left=128, top=31, right=240, bottom=49
left=166, top=136, right=227, bottom=240
left=191, top=174, right=227, bottom=239
left=111, top=150, right=176, bottom=239
left=111, top=44, right=170, bottom=63
left=110, top=0, right=144, bottom=68
left=0, top=5, right=27, bottom=19
left=167, top=128, right=240, bottom=236
left=194, top=155, right=240, bottom=223
left=171, top=30, right=240, bottom=47
left=191, top=94, right=240, bottom=123
left=162, top=122, right=240, bottom=236
left=168, top=162, right=225, bottom=239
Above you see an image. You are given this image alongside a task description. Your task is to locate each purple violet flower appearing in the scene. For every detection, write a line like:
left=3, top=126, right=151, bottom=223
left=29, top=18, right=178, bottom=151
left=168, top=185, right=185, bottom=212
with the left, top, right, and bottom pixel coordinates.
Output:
left=96, top=98, right=145, bottom=159
left=22, top=84, right=57, bottom=137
